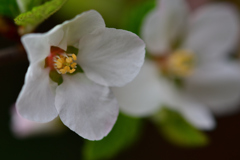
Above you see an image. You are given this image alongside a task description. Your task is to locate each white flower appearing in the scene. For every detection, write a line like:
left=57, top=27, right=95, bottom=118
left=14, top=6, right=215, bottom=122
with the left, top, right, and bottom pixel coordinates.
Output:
left=16, top=10, right=145, bottom=140
left=112, top=0, right=240, bottom=130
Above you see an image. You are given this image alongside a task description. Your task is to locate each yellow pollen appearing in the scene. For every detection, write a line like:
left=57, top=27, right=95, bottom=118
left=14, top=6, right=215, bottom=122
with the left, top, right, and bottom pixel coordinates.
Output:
left=167, top=49, right=194, bottom=77
left=66, top=57, right=73, bottom=63
left=72, top=54, right=77, bottom=61
left=54, top=53, right=78, bottom=74
left=69, top=69, right=76, bottom=73
left=56, top=61, right=62, bottom=68
left=60, top=68, right=67, bottom=74
left=57, top=58, right=64, bottom=63
left=71, top=63, right=77, bottom=68
left=64, top=66, right=70, bottom=72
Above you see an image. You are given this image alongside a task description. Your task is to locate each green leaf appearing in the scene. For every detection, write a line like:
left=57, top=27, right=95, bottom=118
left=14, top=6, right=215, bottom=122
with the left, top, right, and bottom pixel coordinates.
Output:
left=17, top=0, right=49, bottom=13
left=121, top=0, right=156, bottom=35
left=153, top=107, right=208, bottom=147
left=14, top=0, right=68, bottom=30
left=0, top=0, right=20, bottom=18
left=49, top=70, right=63, bottom=85
left=82, top=113, right=143, bottom=160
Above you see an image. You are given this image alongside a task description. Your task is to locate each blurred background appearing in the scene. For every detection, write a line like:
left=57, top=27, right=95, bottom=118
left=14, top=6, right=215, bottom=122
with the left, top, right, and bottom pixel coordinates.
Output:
left=1, top=0, right=240, bottom=159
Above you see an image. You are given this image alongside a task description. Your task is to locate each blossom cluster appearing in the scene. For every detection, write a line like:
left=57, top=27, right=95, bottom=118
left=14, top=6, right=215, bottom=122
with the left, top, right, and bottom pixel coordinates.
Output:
left=11, top=0, right=240, bottom=144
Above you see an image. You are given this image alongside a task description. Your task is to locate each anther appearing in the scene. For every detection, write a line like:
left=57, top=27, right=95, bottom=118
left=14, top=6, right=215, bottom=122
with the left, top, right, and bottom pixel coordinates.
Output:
left=167, top=50, right=194, bottom=77
left=69, top=69, right=76, bottom=73
left=60, top=68, right=67, bottom=74
left=71, top=63, right=77, bottom=68
left=66, top=57, right=73, bottom=63
left=53, top=52, right=78, bottom=74
left=56, top=61, right=62, bottom=68
left=72, top=54, right=77, bottom=61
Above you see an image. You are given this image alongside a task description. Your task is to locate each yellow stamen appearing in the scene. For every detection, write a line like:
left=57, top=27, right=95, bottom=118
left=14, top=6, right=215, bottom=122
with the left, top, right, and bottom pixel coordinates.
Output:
left=69, top=69, right=76, bottom=73
left=57, top=58, right=64, bottom=63
left=72, top=54, right=77, bottom=61
left=65, top=66, right=70, bottom=72
left=53, top=53, right=78, bottom=74
left=71, top=63, right=77, bottom=68
left=167, top=50, right=194, bottom=77
left=66, top=57, right=73, bottom=63
left=60, top=68, right=67, bottom=74
left=56, top=61, right=62, bottom=68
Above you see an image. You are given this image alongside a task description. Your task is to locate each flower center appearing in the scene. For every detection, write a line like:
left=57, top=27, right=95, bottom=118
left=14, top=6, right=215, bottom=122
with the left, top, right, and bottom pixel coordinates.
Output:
left=53, top=54, right=77, bottom=74
left=167, top=50, right=194, bottom=77
left=153, top=49, right=195, bottom=78
left=46, top=46, right=78, bottom=74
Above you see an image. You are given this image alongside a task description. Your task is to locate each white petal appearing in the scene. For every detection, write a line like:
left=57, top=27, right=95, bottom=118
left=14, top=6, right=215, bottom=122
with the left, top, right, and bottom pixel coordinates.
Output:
left=55, top=73, right=119, bottom=140
left=149, top=74, right=184, bottom=110
left=47, top=25, right=66, bottom=50
left=185, top=62, right=240, bottom=115
left=185, top=0, right=211, bottom=11
left=21, top=10, right=105, bottom=64
left=61, top=10, right=106, bottom=48
left=21, top=27, right=64, bottom=63
left=141, top=0, right=189, bottom=54
left=16, top=62, right=58, bottom=123
left=178, top=97, right=215, bottom=130
left=112, top=61, right=162, bottom=117
left=150, top=74, right=216, bottom=130
left=21, top=34, right=49, bottom=64
left=182, top=3, right=240, bottom=62
left=78, top=28, right=145, bottom=87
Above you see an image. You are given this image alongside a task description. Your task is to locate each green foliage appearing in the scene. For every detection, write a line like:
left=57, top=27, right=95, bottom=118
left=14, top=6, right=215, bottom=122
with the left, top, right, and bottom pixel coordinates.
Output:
left=56, top=0, right=125, bottom=28
left=121, top=0, right=156, bottom=35
left=49, top=70, right=63, bottom=85
left=0, top=0, right=20, bottom=18
left=154, top=107, right=208, bottom=147
left=17, top=0, right=49, bottom=13
left=14, top=0, right=67, bottom=29
left=66, top=46, right=79, bottom=55
left=82, top=113, right=143, bottom=160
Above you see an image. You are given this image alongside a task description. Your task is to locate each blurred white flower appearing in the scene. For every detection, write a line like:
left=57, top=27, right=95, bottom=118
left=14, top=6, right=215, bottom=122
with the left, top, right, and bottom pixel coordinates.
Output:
left=11, top=105, right=66, bottom=138
left=112, top=0, right=240, bottom=130
left=16, top=10, right=145, bottom=140
left=186, top=0, right=212, bottom=11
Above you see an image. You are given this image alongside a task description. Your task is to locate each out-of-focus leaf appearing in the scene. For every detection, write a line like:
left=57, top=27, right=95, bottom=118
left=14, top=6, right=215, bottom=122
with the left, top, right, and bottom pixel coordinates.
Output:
left=0, top=0, right=20, bottom=18
left=153, top=107, right=208, bottom=147
left=56, top=0, right=125, bottom=28
left=14, top=0, right=67, bottom=32
left=16, top=0, right=49, bottom=13
left=82, top=113, right=143, bottom=160
left=121, top=0, right=156, bottom=35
